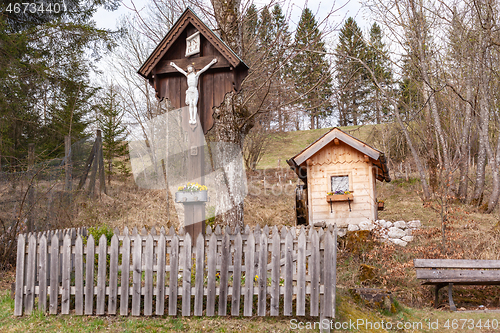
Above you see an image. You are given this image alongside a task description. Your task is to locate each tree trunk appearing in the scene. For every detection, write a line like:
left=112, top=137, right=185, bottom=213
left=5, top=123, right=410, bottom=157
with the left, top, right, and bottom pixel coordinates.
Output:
left=486, top=132, right=500, bottom=213
left=458, top=79, right=473, bottom=202
left=394, top=103, right=431, bottom=200
left=209, top=92, right=246, bottom=230
left=375, top=90, right=381, bottom=124
left=409, top=0, right=450, bottom=173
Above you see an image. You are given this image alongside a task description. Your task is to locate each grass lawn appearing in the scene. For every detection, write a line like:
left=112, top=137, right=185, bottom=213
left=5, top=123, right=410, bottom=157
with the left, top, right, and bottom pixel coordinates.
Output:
left=0, top=290, right=295, bottom=333
left=3, top=289, right=500, bottom=333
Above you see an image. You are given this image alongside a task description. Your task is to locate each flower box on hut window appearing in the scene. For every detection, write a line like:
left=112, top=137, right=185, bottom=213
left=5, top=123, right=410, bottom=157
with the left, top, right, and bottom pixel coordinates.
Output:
left=326, top=192, right=353, bottom=202
left=327, top=175, right=353, bottom=202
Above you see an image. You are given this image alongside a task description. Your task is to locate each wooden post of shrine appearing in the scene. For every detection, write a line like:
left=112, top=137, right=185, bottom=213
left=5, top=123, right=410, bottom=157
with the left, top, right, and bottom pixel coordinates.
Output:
left=138, top=8, right=248, bottom=240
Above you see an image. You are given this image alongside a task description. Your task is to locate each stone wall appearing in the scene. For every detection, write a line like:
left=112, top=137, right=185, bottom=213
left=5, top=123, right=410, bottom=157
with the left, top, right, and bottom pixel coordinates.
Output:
left=338, top=219, right=421, bottom=246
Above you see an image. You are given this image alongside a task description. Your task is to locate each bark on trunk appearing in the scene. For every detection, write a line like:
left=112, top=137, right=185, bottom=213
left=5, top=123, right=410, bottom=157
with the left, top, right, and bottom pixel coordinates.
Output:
left=486, top=134, right=500, bottom=213
left=458, top=79, right=474, bottom=201
left=409, top=0, right=450, bottom=173
left=472, top=45, right=491, bottom=206
left=393, top=103, right=431, bottom=200
left=209, top=92, right=247, bottom=230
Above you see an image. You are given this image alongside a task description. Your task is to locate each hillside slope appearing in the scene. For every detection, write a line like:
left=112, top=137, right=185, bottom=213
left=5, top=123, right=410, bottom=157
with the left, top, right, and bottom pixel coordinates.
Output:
left=257, top=124, right=388, bottom=169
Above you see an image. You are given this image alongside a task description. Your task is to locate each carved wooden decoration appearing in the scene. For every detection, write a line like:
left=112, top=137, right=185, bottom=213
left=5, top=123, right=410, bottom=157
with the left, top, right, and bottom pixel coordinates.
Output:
left=138, top=7, right=248, bottom=134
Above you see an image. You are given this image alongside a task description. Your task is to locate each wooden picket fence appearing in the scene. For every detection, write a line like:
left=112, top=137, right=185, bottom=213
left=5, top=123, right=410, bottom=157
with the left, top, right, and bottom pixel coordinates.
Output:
left=14, top=224, right=337, bottom=318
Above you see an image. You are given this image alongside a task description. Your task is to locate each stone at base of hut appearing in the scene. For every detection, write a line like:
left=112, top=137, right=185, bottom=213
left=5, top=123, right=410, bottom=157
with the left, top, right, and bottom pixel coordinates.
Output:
left=313, top=221, right=326, bottom=228
left=350, top=288, right=396, bottom=313
left=390, top=238, right=408, bottom=246
left=348, top=224, right=360, bottom=231
left=337, top=219, right=420, bottom=246
left=359, top=220, right=375, bottom=231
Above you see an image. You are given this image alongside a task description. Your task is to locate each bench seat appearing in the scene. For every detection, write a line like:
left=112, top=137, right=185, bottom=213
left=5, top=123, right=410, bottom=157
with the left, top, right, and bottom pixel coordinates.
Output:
left=414, top=259, right=500, bottom=311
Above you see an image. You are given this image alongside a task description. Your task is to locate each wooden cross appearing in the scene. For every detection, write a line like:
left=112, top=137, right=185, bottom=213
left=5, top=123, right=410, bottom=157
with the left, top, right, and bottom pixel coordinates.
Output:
left=138, top=8, right=248, bottom=239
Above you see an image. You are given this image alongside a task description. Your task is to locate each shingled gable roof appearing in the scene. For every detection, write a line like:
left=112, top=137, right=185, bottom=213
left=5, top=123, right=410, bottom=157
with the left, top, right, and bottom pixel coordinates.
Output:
left=287, top=127, right=391, bottom=182
left=138, top=7, right=248, bottom=80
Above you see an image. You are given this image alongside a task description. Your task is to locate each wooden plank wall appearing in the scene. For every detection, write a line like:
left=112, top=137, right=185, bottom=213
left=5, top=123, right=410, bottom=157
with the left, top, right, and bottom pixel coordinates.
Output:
left=307, top=141, right=377, bottom=226
left=14, top=225, right=337, bottom=318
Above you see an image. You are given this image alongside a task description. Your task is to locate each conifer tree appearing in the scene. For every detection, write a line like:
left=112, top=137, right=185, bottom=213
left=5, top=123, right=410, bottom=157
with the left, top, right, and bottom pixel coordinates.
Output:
left=292, top=8, right=333, bottom=130
left=98, top=85, right=128, bottom=184
left=335, top=17, right=369, bottom=126
left=0, top=0, right=118, bottom=165
left=366, top=23, right=392, bottom=123
left=258, top=6, right=274, bottom=54
left=272, top=4, right=292, bottom=131
left=241, top=4, right=259, bottom=60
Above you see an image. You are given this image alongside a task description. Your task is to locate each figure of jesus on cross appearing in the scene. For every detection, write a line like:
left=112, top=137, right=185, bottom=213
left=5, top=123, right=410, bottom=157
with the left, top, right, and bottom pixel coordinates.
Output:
left=170, top=58, right=218, bottom=126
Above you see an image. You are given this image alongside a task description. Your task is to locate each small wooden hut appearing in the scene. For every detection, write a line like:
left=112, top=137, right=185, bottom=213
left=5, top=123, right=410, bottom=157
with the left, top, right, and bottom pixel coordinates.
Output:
left=287, top=128, right=390, bottom=227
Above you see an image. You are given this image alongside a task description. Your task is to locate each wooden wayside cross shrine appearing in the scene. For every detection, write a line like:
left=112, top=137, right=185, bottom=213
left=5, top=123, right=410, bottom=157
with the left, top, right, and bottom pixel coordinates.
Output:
left=138, top=8, right=248, bottom=239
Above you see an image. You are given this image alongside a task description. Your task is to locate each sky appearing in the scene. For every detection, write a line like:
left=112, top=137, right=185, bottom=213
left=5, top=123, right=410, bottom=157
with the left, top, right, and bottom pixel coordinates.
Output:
left=92, top=0, right=370, bottom=33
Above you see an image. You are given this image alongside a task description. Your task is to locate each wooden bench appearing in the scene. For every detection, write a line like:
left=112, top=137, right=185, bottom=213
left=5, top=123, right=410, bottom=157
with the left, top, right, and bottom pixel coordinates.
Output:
left=414, top=259, right=500, bottom=311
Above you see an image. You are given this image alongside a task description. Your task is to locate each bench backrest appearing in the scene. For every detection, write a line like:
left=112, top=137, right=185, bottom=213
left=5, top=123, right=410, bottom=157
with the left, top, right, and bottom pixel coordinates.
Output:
left=414, top=259, right=500, bottom=283
left=414, top=259, right=500, bottom=269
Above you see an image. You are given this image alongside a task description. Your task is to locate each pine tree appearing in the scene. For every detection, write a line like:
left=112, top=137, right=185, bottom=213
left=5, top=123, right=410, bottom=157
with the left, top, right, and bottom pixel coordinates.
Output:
left=241, top=4, right=258, bottom=61
left=366, top=23, right=392, bottom=123
left=271, top=4, right=292, bottom=131
left=335, top=17, right=369, bottom=126
left=98, top=85, right=128, bottom=184
left=258, top=6, right=274, bottom=54
left=292, top=8, right=333, bottom=130
left=0, top=0, right=118, bottom=166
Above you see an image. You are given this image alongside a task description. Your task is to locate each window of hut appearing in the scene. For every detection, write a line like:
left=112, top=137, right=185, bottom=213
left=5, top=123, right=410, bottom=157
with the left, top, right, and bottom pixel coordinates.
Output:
left=331, top=175, right=349, bottom=193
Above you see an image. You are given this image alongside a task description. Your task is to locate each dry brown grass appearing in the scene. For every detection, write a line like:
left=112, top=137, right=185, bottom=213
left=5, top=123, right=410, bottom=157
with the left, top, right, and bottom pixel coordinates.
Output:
left=5, top=135, right=500, bottom=312
left=72, top=178, right=180, bottom=232
left=339, top=174, right=500, bottom=309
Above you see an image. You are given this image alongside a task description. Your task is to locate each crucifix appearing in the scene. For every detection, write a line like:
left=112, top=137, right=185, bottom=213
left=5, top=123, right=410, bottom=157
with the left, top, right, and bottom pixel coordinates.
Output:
left=170, top=58, right=217, bottom=128
left=138, top=8, right=248, bottom=240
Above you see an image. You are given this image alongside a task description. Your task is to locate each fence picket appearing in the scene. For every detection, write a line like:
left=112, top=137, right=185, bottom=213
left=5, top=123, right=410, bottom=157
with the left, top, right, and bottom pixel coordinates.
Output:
left=75, top=235, right=84, bottom=315
left=182, top=232, right=192, bottom=316
left=310, top=229, right=320, bottom=316
left=297, top=228, right=306, bottom=316
left=284, top=229, right=293, bottom=316
left=206, top=232, right=216, bottom=316
left=132, top=234, right=142, bottom=316
left=96, top=235, right=107, bottom=315
left=120, top=234, right=131, bottom=316
left=270, top=228, right=280, bottom=316
left=231, top=232, right=242, bottom=316
left=144, top=234, right=154, bottom=316
left=218, top=230, right=229, bottom=316
left=109, top=235, right=119, bottom=315
left=194, top=233, right=204, bottom=316
left=168, top=234, right=179, bottom=316
left=38, top=235, right=48, bottom=313
left=333, top=225, right=337, bottom=319
left=24, top=235, right=36, bottom=314
left=14, top=234, right=25, bottom=316
left=61, top=234, right=72, bottom=314
left=322, top=231, right=334, bottom=318
left=50, top=233, right=60, bottom=315
left=244, top=231, right=255, bottom=316
left=257, top=231, right=268, bottom=316
left=156, top=234, right=166, bottom=316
